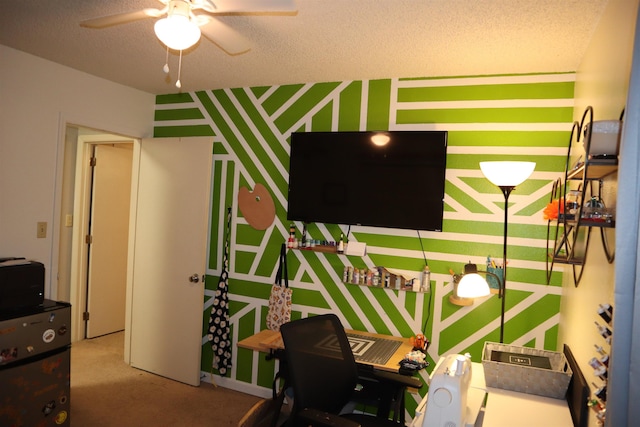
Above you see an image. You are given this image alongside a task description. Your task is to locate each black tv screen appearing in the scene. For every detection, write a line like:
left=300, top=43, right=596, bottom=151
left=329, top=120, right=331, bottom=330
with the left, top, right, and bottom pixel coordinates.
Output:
left=287, top=131, right=448, bottom=231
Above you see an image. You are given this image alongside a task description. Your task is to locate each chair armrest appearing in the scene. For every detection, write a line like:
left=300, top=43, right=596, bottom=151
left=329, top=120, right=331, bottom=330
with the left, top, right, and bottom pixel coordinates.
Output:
left=298, top=408, right=361, bottom=427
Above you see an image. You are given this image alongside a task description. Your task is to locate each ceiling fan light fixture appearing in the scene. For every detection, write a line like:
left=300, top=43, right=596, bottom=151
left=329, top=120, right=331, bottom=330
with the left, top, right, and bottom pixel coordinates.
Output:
left=154, top=14, right=201, bottom=51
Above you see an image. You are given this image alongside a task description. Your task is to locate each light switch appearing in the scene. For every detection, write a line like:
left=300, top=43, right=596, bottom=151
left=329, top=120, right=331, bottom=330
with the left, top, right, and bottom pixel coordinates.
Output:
left=37, top=222, right=47, bottom=238
left=65, top=214, right=73, bottom=227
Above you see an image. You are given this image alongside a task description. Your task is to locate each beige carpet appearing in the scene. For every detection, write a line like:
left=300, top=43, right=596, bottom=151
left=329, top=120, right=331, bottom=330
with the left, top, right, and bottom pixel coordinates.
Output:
left=70, top=332, right=261, bottom=426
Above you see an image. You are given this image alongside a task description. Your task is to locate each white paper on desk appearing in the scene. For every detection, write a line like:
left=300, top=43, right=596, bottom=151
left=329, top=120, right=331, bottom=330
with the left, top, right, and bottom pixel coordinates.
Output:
left=345, top=241, right=366, bottom=256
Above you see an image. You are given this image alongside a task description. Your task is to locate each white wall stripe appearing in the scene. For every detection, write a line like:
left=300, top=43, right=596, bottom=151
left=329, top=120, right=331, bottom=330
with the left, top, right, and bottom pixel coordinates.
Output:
left=396, top=73, right=576, bottom=88
left=360, top=79, right=369, bottom=131
left=446, top=146, right=568, bottom=155
left=398, top=99, right=574, bottom=109
left=256, top=85, right=279, bottom=104
left=271, top=83, right=314, bottom=121
left=242, top=87, right=291, bottom=155
left=391, top=122, right=573, bottom=131
left=286, top=81, right=354, bottom=136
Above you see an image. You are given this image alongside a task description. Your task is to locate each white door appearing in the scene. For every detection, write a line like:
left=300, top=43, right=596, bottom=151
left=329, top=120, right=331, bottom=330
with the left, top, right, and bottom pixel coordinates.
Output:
left=128, top=137, right=213, bottom=386
left=86, top=144, right=133, bottom=338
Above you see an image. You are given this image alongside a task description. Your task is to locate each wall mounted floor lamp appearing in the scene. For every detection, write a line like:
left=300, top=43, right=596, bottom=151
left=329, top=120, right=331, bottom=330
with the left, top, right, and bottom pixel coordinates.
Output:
left=457, top=161, right=536, bottom=343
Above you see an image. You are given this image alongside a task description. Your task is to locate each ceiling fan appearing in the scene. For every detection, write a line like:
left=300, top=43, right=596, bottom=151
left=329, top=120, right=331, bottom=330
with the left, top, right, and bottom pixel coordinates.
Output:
left=80, top=0, right=297, bottom=55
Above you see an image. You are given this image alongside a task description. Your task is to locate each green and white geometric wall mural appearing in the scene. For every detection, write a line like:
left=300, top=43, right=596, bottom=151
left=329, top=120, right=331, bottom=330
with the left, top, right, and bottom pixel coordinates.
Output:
left=153, top=72, right=573, bottom=410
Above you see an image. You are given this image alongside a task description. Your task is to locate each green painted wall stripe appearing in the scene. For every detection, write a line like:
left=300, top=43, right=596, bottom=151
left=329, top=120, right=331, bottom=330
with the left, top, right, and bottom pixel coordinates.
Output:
left=292, top=288, right=332, bottom=309
left=447, top=184, right=493, bottom=214
left=338, top=81, right=363, bottom=130
left=228, top=88, right=292, bottom=193
left=311, top=101, right=334, bottom=130
left=156, top=93, right=194, bottom=104
left=446, top=155, right=566, bottom=172
left=208, top=160, right=223, bottom=270
left=448, top=130, right=570, bottom=147
left=253, top=235, right=291, bottom=278
left=235, top=252, right=258, bottom=274
left=200, top=90, right=289, bottom=202
left=230, top=280, right=273, bottom=299
left=213, top=141, right=229, bottom=155
left=260, top=84, right=306, bottom=115
left=249, top=85, right=271, bottom=99
left=273, top=82, right=343, bottom=132
left=397, top=107, right=573, bottom=124
left=154, top=108, right=204, bottom=121
left=236, top=223, right=269, bottom=246
left=399, top=72, right=575, bottom=82
left=397, top=82, right=575, bottom=102
left=366, top=79, right=392, bottom=130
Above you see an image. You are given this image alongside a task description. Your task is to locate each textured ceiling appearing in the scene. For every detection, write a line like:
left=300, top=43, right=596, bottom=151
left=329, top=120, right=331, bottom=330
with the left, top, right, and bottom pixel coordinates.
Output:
left=0, top=0, right=610, bottom=95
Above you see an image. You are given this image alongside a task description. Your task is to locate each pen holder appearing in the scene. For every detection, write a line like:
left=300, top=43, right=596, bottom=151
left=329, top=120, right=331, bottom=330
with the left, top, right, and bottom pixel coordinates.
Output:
left=487, top=265, right=503, bottom=294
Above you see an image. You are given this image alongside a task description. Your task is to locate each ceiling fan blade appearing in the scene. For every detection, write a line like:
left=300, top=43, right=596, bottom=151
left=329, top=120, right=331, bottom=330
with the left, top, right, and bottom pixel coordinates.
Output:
left=199, top=17, right=251, bottom=55
left=80, top=8, right=166, bottom=29
left=196, top=0, right=297, bottom=14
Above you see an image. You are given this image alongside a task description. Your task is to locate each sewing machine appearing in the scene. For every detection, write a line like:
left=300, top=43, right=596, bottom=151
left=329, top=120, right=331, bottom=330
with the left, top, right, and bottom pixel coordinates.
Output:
left=411, top=354, right=486, bottom=427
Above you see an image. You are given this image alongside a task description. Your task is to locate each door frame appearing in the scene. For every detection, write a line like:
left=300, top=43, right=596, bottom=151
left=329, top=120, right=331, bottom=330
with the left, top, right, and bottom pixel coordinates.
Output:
left=67, top=132, right=137, bottom=343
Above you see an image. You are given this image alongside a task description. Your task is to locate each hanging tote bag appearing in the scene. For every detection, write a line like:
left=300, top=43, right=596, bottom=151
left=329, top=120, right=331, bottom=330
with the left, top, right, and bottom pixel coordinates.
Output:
left=208, top=207, right=233, bottom=377
left=266, top=243, right=292, bottom=331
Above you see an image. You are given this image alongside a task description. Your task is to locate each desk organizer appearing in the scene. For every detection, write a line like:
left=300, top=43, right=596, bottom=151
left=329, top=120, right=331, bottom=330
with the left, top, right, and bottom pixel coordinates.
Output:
left=482, top=342, right=573, bottom=399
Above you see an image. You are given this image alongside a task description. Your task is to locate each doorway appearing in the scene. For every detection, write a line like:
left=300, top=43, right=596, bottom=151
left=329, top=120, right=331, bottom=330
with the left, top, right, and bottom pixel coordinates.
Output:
left=85, top=143, right=133, bottom=338
left=58, top=126, right=135, bottom=342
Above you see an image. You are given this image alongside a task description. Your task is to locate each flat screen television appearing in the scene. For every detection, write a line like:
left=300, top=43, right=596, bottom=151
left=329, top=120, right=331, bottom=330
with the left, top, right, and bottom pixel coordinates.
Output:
left=287, top=130, right=448, bottom=231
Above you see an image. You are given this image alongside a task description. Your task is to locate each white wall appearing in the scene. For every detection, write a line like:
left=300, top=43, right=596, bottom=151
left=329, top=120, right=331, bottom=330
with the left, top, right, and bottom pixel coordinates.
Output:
left=0, top=45, right=155, bottom=298
left=559, top=0, right=639, bottom=425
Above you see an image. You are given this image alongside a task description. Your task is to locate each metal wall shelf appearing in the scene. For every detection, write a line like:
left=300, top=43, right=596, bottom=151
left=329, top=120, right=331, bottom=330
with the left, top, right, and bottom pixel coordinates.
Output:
left=546, top=106, right=619, bottom=287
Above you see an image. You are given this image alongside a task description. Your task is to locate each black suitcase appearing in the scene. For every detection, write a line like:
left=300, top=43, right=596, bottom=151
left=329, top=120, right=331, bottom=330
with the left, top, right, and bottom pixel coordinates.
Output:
left=0, top=259, right=45, bottom=312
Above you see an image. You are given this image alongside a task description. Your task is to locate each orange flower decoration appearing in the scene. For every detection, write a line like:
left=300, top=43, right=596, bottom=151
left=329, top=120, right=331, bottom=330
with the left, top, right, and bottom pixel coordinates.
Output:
left=543, top=198, right=565, bottom=220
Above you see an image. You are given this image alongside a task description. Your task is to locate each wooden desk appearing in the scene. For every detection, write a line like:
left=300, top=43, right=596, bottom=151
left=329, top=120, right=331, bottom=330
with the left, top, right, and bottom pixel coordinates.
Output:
left=237, top=328, right=414, bottom=373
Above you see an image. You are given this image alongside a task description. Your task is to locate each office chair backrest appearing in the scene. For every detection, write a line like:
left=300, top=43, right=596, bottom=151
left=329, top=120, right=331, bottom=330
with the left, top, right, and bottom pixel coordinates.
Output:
left=280, top=314, right=358, bottom=415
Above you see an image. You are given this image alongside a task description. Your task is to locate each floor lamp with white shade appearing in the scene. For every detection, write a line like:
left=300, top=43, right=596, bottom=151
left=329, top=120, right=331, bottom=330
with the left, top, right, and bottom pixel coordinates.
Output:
left=458, top=161, right=536, bottom=343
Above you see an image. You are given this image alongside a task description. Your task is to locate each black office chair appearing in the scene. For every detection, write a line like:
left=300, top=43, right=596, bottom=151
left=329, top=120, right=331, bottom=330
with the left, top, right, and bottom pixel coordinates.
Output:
left=280, top=314, right=422, bottom=427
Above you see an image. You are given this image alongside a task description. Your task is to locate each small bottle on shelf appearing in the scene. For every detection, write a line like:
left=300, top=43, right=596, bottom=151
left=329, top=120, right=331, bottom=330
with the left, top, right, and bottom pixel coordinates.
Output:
left=287, top=223, right=296, bottom=248
left=337, top=233, right=345, bottom=254
left=372, top=268, right=380, bottom=287
left=301, top=224, right=308, bottom=248
left=565, top=190, right=581, bottom=219
left=420, top=265, right=431, bottom=292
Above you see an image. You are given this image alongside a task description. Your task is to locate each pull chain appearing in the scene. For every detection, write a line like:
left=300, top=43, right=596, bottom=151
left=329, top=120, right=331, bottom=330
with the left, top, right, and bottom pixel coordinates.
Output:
left=176, top=49, right=183, bottom=89
left=160, top=47, right=184, bottom=90
left=163, top=46, right=170, bottom=74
